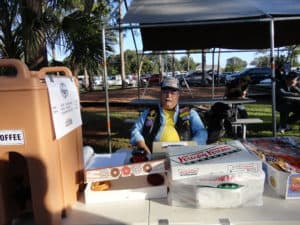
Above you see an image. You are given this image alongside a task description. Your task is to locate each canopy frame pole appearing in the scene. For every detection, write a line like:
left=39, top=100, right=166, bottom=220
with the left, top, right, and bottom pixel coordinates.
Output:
left=211, top=48, right=215, bottom=99
left=102, top=26, right=112, bottom=153
left=270, top=19, right=277, bottom=137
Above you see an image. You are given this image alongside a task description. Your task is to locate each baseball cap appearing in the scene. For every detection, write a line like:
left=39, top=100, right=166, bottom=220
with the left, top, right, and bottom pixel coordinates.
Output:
left=161, top=77, right=180, bottom=90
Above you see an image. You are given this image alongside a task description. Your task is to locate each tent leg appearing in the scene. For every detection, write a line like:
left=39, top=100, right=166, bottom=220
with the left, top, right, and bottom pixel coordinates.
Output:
left=270, top=19, right=277, bottom=137
left=102, top=26, right=112, bottom=153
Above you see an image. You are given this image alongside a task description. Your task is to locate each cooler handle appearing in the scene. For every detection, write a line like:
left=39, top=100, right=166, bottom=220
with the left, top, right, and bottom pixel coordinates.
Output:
left=0, top=59, right=30, bottom=79
left=36, top=66, right=73, bottom=77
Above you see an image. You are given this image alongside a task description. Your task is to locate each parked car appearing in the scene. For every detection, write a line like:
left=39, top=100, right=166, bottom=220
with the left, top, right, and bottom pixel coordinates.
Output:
left=107, top=75, right=133, bottom=86
left=140, top=74, right=161, bottom=86
left=93, top=76, right=102, bottom=86
left=77, top=75, right=85, bottom=87
left=178, top=71, right=213, bottom=87
left=219, top=72, right=233, bottom=83
left=107, top=75, right=123, bottom=86
left=229, top=67, right=272, bottom=84
left=126, top=74, right=137, bottom=87
left=258, top=78, right=272, bottom=89
left=225, top=72, right=241, bottom=83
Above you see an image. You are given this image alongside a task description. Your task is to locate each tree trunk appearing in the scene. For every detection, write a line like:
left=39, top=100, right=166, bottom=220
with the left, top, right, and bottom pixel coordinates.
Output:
left=23, top=0, right=48, bottom=70
left=119, top=0, right=126, bottom=88
left=159, top=54, right=164, bottom=78
left=84, top=67, right=90, bottom=91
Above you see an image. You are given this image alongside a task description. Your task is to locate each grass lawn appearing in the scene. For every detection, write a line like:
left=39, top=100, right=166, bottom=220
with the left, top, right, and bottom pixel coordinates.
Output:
left=81, top=110, right=139, bottom=153
left=81, top=103, right=300, bottom=154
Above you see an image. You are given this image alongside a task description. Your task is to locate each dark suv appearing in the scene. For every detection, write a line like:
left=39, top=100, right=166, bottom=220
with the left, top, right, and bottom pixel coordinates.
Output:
left=238, top=67, right=272, bottom=84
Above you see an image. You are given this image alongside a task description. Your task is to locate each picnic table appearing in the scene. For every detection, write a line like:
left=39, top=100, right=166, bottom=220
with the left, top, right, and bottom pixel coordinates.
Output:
left=129, top=97, right=256, bottom=107
left=283, top=96, right=300, bottom=101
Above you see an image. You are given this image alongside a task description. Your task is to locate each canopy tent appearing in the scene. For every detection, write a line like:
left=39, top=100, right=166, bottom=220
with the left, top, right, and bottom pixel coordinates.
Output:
left=123, top=0, right=300, bottom=50
left=113, top=0, right=300, bottom=138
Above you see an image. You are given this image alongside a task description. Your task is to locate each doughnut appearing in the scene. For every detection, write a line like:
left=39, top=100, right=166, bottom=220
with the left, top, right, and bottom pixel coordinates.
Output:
left=143, top=163, right=152, bottom=173
left=121, top=166, right=131, bottom=176
left=110, top=168, right=120, bottom=177
left=91, top=181, right=111, bottom=191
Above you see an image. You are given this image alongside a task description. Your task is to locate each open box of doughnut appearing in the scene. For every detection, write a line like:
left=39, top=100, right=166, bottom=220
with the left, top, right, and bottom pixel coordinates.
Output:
left=83, top=173, right=167, bottom=203
left=81, top=147, right=167, bottom=203
left=84, top=149, right=166, bottom=183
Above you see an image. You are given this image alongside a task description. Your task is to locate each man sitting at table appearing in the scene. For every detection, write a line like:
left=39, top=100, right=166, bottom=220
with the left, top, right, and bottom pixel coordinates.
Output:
left=276, top=71, right=300, bottom=133
left=130, top=77, right=207, bottom=154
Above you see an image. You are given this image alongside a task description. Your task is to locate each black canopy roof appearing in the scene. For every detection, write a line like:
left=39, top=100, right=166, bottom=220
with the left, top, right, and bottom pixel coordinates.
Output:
left=123, top=0, right=300, bottom=50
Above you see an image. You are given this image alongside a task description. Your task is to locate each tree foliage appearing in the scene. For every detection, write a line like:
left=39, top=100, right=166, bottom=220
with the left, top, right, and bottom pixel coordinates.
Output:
left=106, top=50, right=197, bottom=75
left=250, top=47, right=300, bottom=68
left=225, top=57, right=247, bottom=72
left=250, top=55, right=270, bottom=67
left=0, top=0, right=117, bottom=75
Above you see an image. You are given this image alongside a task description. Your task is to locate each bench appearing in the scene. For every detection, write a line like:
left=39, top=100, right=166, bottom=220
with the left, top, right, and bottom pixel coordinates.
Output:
left=232, top=118, right=263, bottom=139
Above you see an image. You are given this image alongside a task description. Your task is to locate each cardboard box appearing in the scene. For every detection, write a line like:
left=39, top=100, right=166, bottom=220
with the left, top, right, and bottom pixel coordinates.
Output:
left=84, top=149, right=166, bottom=182
left=242, top=137, right=300, bottom=199
left=85, top=157, right=166, bottom=182
left=152, top=141, right=197, bottom=161
left=167, top=140, right=262, bottom=180
left=83, top=173, right=167, bottom=203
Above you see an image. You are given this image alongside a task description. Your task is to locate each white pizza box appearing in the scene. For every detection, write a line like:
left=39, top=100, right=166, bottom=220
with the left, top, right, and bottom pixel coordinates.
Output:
left=83, top=173, right=167, bottom=203
left=83, top=147, right=166, bottom=182
left=152, top=141, right=197, bottom=159
left=153, top=141, right=197, bottom=153
left=167, top=170, right=265, bottom=208
left=167, top=140, right=262, bottom=180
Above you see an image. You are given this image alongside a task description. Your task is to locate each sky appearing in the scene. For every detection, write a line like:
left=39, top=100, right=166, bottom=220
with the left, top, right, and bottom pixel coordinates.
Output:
left=54, top=35, right=259, bottom=68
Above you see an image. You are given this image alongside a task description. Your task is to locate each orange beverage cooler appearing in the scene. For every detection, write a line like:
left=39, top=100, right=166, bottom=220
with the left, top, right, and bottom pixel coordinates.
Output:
left=0, top=59, right=84, bottom=225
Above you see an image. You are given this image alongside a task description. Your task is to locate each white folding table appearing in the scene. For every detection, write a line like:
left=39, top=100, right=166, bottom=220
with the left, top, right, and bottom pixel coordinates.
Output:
left=59, top=185, right=300, bottom=225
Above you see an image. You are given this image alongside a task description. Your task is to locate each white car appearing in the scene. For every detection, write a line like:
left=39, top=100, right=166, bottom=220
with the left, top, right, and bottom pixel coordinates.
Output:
left=107, top=75, right=122, bottom=86
left=107, top=75, right=137, bottom=86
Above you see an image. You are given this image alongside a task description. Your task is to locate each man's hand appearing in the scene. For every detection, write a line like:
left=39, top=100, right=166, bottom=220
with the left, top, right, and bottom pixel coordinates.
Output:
left=136, top=140, right=151, bottom=154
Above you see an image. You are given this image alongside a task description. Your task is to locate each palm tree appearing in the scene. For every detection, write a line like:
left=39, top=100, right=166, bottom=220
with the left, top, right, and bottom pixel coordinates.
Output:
left=61, top=2, right=116, bottom=90
left=0, top=0, right=61, bottom=69
left=0, top=1, right=22, bottom=59
left=0, top=0, right=117, bottom=86
left=18, top=0, right=49, bottom=70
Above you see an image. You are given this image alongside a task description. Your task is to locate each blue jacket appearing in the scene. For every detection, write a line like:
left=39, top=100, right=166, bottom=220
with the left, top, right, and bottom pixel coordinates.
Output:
left=130, top=104, right=208, bottom=147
